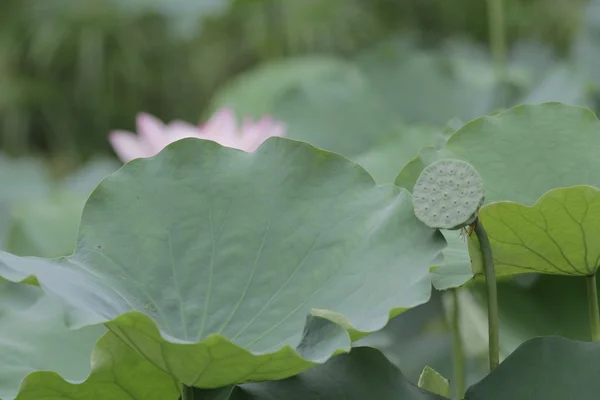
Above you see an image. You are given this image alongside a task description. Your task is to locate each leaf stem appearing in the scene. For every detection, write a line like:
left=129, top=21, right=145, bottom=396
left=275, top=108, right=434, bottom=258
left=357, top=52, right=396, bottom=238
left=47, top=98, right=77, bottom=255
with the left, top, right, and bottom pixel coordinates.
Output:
left=586, top=273, right=600, bottom=341
left=181, top=383, right=194, bottom=400
left=450, top=289, right=466, bottom=399
left=473, top=217, right=499, bottom=370
left=486, top=0, right=507, bottom=81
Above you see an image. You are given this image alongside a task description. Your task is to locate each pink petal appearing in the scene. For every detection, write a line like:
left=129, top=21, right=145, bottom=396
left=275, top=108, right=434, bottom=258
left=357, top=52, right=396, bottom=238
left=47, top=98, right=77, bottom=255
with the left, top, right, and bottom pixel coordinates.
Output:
left=200, top=108, right=241, bottom=148
left=136, top=113, right=169, bottom=154
left=165, top=120, right=203, bottom=142
left=240, top=117, right=287, bottom=152
left=108, top=131, right=153, bottom=163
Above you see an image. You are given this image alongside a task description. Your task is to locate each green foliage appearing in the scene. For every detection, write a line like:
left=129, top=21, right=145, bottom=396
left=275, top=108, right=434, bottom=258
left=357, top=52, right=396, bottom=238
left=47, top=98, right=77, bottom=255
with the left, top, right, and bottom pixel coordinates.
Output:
left=5, top=1, right=600, bottom=398
left=0, top=279, right=105, bottom=400
left=0, top=138, right=445, bottom=393
left=195, top=347, right=446, bottom=399
left=396, top=103, right=600, bottom=204
left=466, top=337, right=600, bottom=399
left=474, top=186, right=600, bottom=277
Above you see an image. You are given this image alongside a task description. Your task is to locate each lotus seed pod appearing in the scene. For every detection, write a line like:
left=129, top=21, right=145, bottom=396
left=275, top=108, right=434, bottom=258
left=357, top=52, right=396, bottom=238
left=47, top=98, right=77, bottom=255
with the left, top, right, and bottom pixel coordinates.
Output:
left=412, top=159, right=484, bottom=230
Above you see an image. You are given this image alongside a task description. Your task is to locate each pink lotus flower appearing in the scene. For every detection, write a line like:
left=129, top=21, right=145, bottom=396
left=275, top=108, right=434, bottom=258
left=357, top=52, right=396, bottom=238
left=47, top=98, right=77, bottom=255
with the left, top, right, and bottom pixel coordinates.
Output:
left=108, top=108, right=286, bottom=163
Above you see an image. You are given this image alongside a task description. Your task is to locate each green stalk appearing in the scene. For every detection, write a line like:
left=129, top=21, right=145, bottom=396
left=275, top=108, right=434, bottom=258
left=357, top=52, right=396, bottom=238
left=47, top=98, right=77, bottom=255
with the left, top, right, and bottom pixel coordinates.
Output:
left=473, top=217, right=499, bottom=371
left=486, top=0, right=507, bottom=81
left=181, top=384, right=195, bottom=400
left=586, top=273, right=600, bottom=341
left=450, top=289, right=466, bottom=399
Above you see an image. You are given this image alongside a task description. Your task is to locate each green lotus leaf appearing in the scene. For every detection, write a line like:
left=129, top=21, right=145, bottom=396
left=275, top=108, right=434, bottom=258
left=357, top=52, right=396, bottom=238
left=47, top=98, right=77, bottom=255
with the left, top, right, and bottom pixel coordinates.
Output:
left=0, top=278, right=105, bottom=400
left=194, top=347, right=447, bottom=399
left=465, top=337, right=600, bottom=399
left=0, top=138, right=445, bottom=387
left=396, top=103, right=600, bottom=286
left=395, top=103, right=600, bottom=205
left=470, top=186, right=600, bottom=277
left=15, top=331, right=179, bottom=400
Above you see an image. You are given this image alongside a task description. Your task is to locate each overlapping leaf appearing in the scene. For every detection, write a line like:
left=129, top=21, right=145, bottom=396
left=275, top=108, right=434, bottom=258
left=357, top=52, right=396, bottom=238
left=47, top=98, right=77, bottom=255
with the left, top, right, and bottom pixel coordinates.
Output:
left=0, top=138, right=445, bottom=388
left=465, top=274, right=598, bottom=359
left=395, top=103, right=600, bottom=286
left=396, top=103, right=600, bottom=205
left=466, top=337, right=600, bottom=399
left=0, top=279, right=106, bottom=400
left=471, top=186, right=600, bottom=277
left=14, top=331, right=180, bottom=400
left=195, top=347, right=446, bottom=400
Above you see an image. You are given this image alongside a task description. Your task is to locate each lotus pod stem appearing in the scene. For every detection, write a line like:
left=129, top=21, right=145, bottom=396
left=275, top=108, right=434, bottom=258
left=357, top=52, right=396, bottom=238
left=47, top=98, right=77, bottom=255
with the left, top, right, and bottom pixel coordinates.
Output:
left=181, top=384, right=195, bottom=399
left=473, top=217, right=499, bottom=371
left=413, top=159, right=498, bottom=371
left=450, top=289, right=466, bottom=399
left=586, top=274, right=600, bottom=341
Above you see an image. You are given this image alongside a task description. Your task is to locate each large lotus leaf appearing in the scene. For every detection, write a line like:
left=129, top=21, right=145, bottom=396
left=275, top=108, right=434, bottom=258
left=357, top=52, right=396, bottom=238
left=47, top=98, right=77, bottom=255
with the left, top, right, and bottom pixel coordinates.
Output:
left=0, top=138, right=445, bottom=387
left=395, top=103, right=600, bottom=204
left=5, top=190, right=85, bottom=258
left=15, top=330, right=179, bottom=400
left=209, top=56, right=358, bottom=119
left=465, top=337, right=600, bottom=399
left=0, top=278, right=106, bottom=400
left=195, top=347, right=446, bottom=399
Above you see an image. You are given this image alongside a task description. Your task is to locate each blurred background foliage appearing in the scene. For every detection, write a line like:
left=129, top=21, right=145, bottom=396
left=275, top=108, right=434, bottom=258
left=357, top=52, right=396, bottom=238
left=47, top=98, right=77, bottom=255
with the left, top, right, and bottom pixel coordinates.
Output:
left=0, top=0, right=592, bottom=173
left=2, top=0, right=600, bottom=396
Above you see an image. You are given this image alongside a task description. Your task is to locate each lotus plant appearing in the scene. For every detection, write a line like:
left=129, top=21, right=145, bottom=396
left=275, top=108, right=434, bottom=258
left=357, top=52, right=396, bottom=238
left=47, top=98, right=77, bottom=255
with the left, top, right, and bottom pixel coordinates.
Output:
left=412, top=159, right=498, bottom=382
left=108, top=108, right=286, bottom=162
